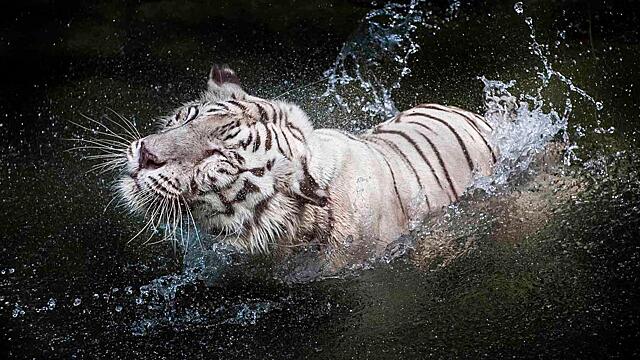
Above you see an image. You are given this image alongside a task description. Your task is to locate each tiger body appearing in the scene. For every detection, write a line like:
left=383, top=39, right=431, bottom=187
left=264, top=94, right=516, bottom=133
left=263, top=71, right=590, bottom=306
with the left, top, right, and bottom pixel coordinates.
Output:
left=114, top=65, right=497, bottom=274
left=299, top=105, right=496, bottom=263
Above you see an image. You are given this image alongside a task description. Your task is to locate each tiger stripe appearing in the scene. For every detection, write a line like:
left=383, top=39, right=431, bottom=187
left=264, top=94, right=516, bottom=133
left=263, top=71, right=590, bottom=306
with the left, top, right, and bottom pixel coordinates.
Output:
left=417, top=104, right=496, bottom=162
left=205, top=99, right=495, bottom=223
left=125, top=71, right=504, bottom=259
left=373, top=128, right=453, bottom=201
left=403, top=112, right=475, bottom=172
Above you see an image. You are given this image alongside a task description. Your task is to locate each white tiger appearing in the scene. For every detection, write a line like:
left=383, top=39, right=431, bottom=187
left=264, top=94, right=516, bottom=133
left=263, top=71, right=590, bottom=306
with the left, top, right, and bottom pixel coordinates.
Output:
left=115, top=64, right=497, bottom=273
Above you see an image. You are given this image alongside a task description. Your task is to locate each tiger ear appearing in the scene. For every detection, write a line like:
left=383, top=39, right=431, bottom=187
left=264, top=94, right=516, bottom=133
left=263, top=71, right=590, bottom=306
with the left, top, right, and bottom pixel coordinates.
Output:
left=206, top=64, right=246, bottom=100
left=209, top=64, right=240, bottom=87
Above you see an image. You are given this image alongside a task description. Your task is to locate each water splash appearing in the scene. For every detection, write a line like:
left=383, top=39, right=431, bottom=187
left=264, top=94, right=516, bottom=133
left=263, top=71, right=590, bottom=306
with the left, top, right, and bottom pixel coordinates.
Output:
left=125, top=0, right=606, bottom=332
left=470, top=4, right=602, bottom=193
left=322, top=0, right=600, bottom=194
left=320, top=0, right=458, bottom=129
left=472, top=77, right=568, bottom=193
left=129, top=239, right=257, bottom=335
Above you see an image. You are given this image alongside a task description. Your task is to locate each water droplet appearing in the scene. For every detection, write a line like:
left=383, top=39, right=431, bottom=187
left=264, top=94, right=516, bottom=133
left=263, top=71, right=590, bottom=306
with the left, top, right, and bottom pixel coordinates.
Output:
left=514, top=2, right=524, bottom=14
left=595, top=101, right=603, bottom=111
left=115, top=305, right=123, bottom=312
left=47, top=298, right=56, bottom=310
left=12, top=304, right=24, bottom=318
left=73, top=298, right=81, bottom=306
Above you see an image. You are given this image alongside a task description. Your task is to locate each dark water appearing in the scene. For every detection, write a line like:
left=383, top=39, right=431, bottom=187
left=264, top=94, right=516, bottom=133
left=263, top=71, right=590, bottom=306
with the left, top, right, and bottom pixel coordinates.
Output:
left=2, top=0, right=640, bottom=358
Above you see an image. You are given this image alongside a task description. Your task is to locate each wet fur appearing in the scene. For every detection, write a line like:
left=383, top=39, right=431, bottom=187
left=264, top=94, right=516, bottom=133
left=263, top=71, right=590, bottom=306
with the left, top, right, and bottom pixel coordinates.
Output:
left=114, top=65, right=499, bottom=275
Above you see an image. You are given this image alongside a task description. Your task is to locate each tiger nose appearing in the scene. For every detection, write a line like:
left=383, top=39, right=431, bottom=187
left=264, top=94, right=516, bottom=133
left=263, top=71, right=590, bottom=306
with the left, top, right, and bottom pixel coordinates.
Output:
left=139, top=140, right=166, bottom=170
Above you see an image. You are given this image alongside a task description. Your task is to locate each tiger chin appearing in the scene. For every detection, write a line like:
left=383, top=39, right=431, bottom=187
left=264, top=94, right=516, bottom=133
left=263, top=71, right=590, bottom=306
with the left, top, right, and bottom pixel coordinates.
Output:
left=115, top=64, right=497, bottom=279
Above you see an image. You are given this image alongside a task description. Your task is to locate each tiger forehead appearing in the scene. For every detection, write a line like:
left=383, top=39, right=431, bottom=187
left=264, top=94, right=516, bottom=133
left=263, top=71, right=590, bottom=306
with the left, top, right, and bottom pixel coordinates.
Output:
left=205, top=99, right=285, bottom=125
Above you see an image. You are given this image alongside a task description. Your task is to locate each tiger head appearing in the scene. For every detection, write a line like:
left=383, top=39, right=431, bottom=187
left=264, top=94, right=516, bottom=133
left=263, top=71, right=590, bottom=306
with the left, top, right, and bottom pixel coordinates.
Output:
left=117, top=65, right=328, bottom=253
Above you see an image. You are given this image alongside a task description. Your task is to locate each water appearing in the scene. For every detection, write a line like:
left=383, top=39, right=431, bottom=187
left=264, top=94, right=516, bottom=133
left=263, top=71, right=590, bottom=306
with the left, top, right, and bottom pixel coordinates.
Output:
left=2, top=1, right=640, bottom=358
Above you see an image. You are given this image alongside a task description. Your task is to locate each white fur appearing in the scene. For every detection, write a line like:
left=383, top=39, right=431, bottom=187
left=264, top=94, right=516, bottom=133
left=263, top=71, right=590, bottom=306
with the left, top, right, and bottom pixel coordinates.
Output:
left=117, top=67, right=496, bottom=272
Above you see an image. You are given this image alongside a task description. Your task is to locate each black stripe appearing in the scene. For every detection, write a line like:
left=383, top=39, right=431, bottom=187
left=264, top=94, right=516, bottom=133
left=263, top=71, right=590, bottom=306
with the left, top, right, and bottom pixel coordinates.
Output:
left=413, top=131, right=460, bottom=200
left=265, top=102, right=278, bottom=122
left=254, top=195, right=275, bottom=224
left=410, top=110, right=475, bottom=172
left=419, top=105, right=497, bottom=163
left=299, top=159, right=328, bottom=207
left=255, top=103, right=268, bottom=123
left=287, top=123, right=306, bottom=142
left=271, top=127, right=287, bottom=158
left=233, top=152, right=245, bottom=165
left=280, top=128, right=293, bottom=157
left=217, top=194, right=235, bottom=216
left=369, top=135, right=426, bottom=191
left=370, top=137, right=432, bottom=209
left=424, top=104, right=483, bottom=135
left=444, top=107, right=497, bottom=162
left=361, top=140, right=410, bottom=217
left=253, top=129, right=261, bottom=152
left=227, top=100, right=247, bottom=112
left=241, top=131, right=253, bottom=150
left=472, top=113, right=493, bottom=130
left=158, top=174, right=180, bottom=192
left=272, top=104, right=281, bottom=124
left=264, top=124, right=273, bottom=151
left=233, top=179, right=260, bottom=202
left=277, top=108, right=285, bottom=126
left=375, top=130, right=448, bottom=203
left=288, top=126, right=305, bottom=142
left=212, top=102, right=229, bottom=112
left=149, top=176, right=171, bottom=194
left=377, top=149, right=407, bottom=218
left=223, top=128, right=242, bottom=141
left=404, top=119, right=437, bottom=135
left=215, top=121, right=235, bottom=134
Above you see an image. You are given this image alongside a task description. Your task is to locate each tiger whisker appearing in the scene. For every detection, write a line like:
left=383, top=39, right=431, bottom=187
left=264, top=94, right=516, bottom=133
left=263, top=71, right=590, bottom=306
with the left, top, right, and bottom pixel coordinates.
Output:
left=101, top=111, right=140, bottom=142
left=70, top=118, right=133, bottom=145
left=182, top=195, right=201, bottom=252
left=142, top=197, right=168, bottom=245
left=65, top=138, right=129, bottom=151
left=135, top=194, right=168, bottom=245
left=86, top=160, right=127, bottom=175
left=86, top=163, right=123, bottom=174
left=65, top=134, right=129, bottom=147
left=79, top=113, right=137, bottom=143
left=102, top=193, right=121, bottom=214
left=81, top=153, right=126, bottom=160
left=73, top=142, right=128, bottom=153
left=127, top=213, right=155, bottom=244
left=105, top=108, right=142, bottom=139
left=171, top=197, right=181, bottom=249
left=103, top=115, right=139, bottom=145
left=67, top=147, right=124, bottom=156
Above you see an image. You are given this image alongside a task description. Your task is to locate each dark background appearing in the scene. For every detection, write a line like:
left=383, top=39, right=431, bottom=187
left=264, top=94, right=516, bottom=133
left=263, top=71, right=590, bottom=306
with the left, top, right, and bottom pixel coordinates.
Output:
left=1, top=1, right=640, bottom=359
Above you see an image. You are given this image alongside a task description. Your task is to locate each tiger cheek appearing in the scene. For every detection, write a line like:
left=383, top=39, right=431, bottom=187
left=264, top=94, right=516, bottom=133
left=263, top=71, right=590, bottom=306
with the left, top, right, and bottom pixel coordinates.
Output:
left=193, top=164, right=212, bottom=192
